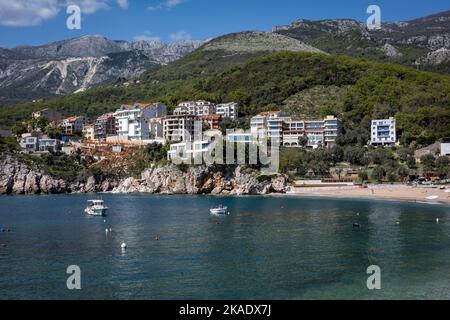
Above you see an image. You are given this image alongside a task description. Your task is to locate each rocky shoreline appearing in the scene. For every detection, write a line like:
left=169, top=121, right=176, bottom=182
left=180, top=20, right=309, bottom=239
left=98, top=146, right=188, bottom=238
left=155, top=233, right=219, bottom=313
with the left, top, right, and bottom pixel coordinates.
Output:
left=0, top=156, right=289, bottom=196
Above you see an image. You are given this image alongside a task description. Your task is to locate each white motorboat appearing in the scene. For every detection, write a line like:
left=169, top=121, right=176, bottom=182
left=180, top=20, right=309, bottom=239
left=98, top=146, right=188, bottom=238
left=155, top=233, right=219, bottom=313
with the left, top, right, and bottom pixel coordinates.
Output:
left=84, top=200, right=108, bottom=216
left=210, top=205, right=229, bottom=216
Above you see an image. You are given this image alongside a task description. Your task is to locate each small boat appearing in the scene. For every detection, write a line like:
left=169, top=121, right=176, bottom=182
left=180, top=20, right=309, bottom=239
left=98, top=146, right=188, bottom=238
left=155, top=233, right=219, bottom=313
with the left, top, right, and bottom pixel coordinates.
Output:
left=84, top=200, right=108, bottom=216
left=210, top=205, right=229, bottom=216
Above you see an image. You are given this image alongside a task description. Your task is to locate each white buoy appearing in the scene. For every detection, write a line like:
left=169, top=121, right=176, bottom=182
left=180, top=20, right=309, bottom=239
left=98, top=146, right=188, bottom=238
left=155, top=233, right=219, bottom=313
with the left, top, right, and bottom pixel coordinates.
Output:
left=105, top=228, right=109, bottom=233
left=104, top=220, right=106, bottom=223
left=396, top=221, right=400, bottom=225
left=436, top=218, right=440, bottom=223
left=109, top=228, right=112, bottom=232
left=121, top=243, right=127, bottom=249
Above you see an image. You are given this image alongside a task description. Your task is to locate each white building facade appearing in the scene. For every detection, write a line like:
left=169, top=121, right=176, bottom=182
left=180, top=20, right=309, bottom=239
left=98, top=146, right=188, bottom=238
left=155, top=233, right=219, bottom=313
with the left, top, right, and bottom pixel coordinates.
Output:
left=174, top=101, right=216, bottom=117
left=371, top=118, right=396, bottom=146
left=115, top=103, right=167, bottom=141
left=216, top=102, right=239, bottom=120
left=163, top=115, right=199, bottom=142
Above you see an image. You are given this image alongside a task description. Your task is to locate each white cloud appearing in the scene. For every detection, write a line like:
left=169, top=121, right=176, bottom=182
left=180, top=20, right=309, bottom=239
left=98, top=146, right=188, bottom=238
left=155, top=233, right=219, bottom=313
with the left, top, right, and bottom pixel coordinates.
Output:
left=116, top=0, right=129, bottom=9
left=66, top=0, right=110, bottom=14
left=147, top=0, right=185, bottom=11
left=169, top=30, right=192, bottom=42
left=0, top=0, right=114, bottom=27
left=133, top=31, right=161, bottom=42
left=0, top=0, right=60, bottom=27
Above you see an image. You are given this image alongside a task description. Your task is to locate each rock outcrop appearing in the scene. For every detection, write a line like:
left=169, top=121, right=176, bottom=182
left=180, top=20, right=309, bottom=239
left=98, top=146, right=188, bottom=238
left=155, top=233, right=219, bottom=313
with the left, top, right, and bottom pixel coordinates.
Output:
left=0, top=155, right=116, bottom=195
left=112, top=165, right=289, bottom=195
left=0, top=155, right=289, bottom=196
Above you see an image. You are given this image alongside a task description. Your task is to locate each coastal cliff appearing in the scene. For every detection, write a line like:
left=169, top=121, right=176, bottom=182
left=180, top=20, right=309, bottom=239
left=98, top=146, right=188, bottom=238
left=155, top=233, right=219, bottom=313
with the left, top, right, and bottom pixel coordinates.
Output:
left=113, top=165, right=288, bottom=195
left=0, top=155, right=289, bottom=195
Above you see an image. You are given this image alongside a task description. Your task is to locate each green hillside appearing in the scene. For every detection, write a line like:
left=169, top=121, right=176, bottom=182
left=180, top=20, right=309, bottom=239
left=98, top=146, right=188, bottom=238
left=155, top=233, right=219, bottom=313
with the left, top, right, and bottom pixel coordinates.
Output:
left=1, top=48, right=449, bottom=146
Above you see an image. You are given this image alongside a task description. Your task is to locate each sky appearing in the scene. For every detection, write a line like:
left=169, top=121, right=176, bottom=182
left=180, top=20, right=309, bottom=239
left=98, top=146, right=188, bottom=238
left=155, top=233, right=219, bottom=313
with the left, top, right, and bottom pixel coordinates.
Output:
left=0, top=0, right=448, bottom=48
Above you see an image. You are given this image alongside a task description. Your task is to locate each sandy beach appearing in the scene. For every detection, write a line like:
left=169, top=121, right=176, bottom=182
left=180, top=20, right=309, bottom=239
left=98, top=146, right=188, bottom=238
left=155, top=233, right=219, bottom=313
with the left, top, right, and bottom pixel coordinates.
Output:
left=288, top=184, right=450, bottom=205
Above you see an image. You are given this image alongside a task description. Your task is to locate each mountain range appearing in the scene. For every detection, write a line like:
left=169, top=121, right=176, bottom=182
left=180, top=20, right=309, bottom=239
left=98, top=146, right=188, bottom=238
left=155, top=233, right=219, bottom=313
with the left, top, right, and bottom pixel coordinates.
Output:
left=273, top=10, right=450, bottom=73
left=0, top=35, right=203, bottom=104
left=1, top=10, right=450, bottom=105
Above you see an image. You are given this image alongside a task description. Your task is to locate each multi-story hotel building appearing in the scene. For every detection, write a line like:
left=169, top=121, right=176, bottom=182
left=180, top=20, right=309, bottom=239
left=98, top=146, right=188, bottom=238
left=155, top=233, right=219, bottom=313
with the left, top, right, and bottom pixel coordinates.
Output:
left=163, top=115, right=199, bottom=142
left=266, top=112, right=292, bottom=143
left=115, top=103, right=167, bottom=141
left=371, top=118, right=396, bottom=146
left=251, top=111, right=291, bottom=142
left=174, top=101, right=216, bottom=117
left=282, top=116, right=341, bottom=148
left=95, top=113, right=117, bottom=140
left=250, top=113, right=269, bottom=137
left=216, top=102, right=239, bottom=120
left=251, top=112, right=341, bottom=148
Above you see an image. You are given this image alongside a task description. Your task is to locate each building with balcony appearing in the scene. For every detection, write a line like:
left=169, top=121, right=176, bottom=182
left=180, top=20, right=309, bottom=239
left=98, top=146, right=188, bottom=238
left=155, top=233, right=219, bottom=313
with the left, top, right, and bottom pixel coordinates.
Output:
left=216, top=102, right=239, bottom=120
left=323, top=116, right=342, bottom=147
left=163, top=115, right=199, bottom=142
left=95, top=113, right=116, bottom=140
left=251, top=111, right=290, bottom=142
left=115, top=103, right=167, bottom=141
left=174, top=101, right=216, bottom=117
left=371, top=118, right=396, bottom=146
left=167, top=140, right=212, bottom=162
left=20, top=134, right=60, bottom=153
left=61, top=116, right=86, bottom=135
left=281, top=116, right=341, bottom=149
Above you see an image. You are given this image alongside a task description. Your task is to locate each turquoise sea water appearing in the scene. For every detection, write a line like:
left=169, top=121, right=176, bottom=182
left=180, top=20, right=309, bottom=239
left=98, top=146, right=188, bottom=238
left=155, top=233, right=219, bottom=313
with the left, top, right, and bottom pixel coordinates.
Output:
left=1, top=194, right=450, bottom=300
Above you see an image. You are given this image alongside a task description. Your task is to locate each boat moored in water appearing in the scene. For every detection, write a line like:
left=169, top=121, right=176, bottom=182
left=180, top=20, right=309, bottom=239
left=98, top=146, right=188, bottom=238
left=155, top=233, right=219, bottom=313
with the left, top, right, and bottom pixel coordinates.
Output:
left=210, top=205, right=229, bottom=216
left=84, top=200, right=108, bottom=216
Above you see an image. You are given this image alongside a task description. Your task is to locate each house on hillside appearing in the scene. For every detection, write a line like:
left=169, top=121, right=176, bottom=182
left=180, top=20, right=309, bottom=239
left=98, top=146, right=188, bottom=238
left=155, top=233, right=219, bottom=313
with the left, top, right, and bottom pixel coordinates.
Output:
left=32, top=108, right=62, bottom=123
left=115, top=103, right=167, bottom=141
left=370, top=118, right=396, bottom=146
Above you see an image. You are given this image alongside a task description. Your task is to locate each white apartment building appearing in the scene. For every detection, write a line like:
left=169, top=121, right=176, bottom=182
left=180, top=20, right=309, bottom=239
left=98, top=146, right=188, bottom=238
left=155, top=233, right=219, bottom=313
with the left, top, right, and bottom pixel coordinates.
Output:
left=20, top=134, right=60, bottom=153
left=216, top=102, right=239, bottom=120
left=174, top=101, right=216, bottom=117
left=251, top=111, right=289, bottom=139
left=115, top=103, right=167, bottom=141
left=167, top=140, right=211, bottom=162
left=163, top=115, right=199, bottom=142
left=371, top=118, right=396, bottom=146
left=441, top=138, right=450, bottom=156
left=250, top=114, right=268, bottom=137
